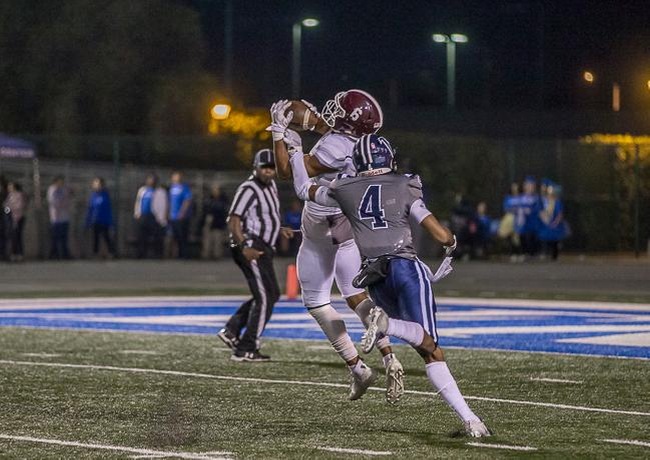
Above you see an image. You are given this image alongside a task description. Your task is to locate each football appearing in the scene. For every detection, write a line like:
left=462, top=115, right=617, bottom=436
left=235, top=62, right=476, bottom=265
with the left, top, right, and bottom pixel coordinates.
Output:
left=287, top=99, right=318, bottom=132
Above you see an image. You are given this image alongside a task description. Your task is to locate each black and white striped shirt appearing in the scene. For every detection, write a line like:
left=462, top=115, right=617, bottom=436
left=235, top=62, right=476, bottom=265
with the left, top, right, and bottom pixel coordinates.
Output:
left=229, top=176, right=281, bottom=248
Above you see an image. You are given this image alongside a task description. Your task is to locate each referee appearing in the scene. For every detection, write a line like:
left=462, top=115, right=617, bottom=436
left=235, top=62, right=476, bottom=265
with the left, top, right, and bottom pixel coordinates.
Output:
left=218, top=149, right=293, bottom=362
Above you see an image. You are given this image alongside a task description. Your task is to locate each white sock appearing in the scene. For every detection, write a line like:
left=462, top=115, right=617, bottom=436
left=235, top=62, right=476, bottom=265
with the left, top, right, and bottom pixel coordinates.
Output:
left=386, top=318, right=424, bottom=348
left=381, top=353, right=395, bottom=368
left=348, top=359, right=370, bottom=377
left=309, top=304, right=358, bottom=363
left=426, top=361, right=478, bottom=423
left=376, top=336, right=391, bottom=352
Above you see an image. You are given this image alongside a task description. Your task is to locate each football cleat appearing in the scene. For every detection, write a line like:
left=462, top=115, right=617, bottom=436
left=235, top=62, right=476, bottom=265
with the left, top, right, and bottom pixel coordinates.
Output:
left=464, top=419, right=492, bottom=438
left=384, top=355, right=405, bottom=405
left=230, top=350, right=271, bottom=363
left=361, top=307, right=389, bottom=354
left=348, top=362, right=377, bottom=400
left=217, top=329, right=239, bottom=350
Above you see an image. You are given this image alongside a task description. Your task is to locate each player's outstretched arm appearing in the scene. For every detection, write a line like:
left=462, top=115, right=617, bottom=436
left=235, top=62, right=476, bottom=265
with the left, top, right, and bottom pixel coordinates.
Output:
left=289, top=151, right=338, bottom=207
left=420, top=214, right=455, bottom=248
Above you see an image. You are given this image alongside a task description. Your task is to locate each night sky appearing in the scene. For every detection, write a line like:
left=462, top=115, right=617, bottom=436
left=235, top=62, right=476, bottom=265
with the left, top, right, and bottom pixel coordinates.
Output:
left=191, top=0, right=650, bottom=111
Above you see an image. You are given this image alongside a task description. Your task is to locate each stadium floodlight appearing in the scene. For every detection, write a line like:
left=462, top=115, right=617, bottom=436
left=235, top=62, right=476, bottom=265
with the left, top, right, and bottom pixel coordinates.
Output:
left=432, top=33, right=468, bottom=108
left=292, top=18, right=320, bottom=98
left=583, top=71, right=595, bottom=83
left=302, top=18, right=319, bottom=27
left=211, top=103, right=231, bottom=120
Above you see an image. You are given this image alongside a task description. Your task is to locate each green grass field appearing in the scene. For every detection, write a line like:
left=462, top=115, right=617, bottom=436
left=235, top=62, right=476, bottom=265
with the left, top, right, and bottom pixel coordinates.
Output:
left=0, top=327, right=648, bottom=459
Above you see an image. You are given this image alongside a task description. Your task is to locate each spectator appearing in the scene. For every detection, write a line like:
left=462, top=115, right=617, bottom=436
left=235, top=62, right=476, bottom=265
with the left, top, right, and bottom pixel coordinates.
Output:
left=4, top=181, right=27, bottom=262
left=0, top=175, right=7, bottom=261
left=450, top=193, right=477, bottom=260
left=47, top=176, right=72, bottom=259
left=134, top=174, right=167, bottom=258
left=85, top=177, right=116, bottom=258
left=517, top=176, right=542, bottom=258
left=168, top=171, right=193, bottom=259
left=538, top=183, right=568, bottom=260
left=200, top=183, right=229, bottom=260
left=475, top=201, right=494, bottom=258
left=499, top=182, right=522, bottom=261
left=279, top=199, right=302, bottom=256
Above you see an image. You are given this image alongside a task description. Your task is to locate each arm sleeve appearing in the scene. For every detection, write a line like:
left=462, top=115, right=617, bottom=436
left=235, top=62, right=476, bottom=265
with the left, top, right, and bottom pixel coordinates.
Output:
left=409, top=199, right=432, bottom=224
left=290, top=153, right=313, bottom=201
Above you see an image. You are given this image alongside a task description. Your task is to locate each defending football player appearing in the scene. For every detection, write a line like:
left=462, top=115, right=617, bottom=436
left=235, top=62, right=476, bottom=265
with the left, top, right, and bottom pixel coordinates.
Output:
left=268, top=91, right=404, bottom=403
left=288, top=133, right=491, bottom=437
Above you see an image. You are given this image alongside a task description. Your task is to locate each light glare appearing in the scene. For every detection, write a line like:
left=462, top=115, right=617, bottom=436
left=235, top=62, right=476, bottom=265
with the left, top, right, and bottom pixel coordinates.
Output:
left=432, top=34, right=447, bottom=43
left=302, top=18, right=319, bottom=27
left=451, top=34, right=468, bottom=43
left=211, top=103, right=232, bottom=120
left=583, top=71, right=594, bottom=83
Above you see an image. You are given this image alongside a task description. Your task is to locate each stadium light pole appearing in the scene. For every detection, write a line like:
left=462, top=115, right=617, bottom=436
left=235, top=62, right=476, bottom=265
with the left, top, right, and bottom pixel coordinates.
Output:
left=292, top=18, right=319, bottom=98
left=582, top=71, right=621, bottom=112
left=433, top=33, right=468, bottom=109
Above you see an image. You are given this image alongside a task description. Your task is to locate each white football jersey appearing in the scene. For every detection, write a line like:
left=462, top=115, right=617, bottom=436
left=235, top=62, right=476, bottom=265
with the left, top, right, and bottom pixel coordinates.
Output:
left=305, top=131, right=357, bottom=217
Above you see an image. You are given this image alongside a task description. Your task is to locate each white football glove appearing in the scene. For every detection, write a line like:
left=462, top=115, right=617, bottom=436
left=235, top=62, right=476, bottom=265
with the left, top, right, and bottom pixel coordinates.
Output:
left=283, top=129, right=303, bottom=156
left=268, top=99, right=293, bottom=141
left=443, top=234, right=457, bottom=257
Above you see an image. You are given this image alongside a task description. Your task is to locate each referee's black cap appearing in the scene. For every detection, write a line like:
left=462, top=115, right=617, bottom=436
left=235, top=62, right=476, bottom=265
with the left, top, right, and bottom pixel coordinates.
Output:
left=253, top=149, right=275, bottom=168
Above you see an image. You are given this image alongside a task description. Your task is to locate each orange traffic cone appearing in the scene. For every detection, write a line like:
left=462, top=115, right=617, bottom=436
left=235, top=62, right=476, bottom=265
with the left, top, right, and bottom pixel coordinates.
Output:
left=285, top=263, right=300, bottom=300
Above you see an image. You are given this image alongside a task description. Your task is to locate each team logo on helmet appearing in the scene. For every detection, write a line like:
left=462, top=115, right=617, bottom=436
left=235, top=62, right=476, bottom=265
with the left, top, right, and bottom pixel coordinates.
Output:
left=321, top=89, right=383, bottom=137
left=352, top=134, right=396, bottom=176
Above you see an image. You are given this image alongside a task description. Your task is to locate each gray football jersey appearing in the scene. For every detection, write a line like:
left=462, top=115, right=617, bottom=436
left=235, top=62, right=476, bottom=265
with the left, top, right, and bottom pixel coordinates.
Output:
left=329, top=173, right=425, bottom=260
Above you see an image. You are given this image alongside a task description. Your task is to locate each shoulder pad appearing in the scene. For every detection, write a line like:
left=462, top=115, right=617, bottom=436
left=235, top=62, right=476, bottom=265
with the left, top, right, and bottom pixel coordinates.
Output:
left=407, top=174, right=423, bottom=189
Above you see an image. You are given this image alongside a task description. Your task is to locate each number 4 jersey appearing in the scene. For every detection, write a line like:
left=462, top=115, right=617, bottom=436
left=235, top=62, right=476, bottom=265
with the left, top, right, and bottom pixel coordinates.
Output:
left=327, top=173, right=431, bottom=260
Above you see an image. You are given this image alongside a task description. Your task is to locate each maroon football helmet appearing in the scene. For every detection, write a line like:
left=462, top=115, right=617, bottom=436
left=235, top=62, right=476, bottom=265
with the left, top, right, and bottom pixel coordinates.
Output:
left=321, top=89, right=383, bottom=137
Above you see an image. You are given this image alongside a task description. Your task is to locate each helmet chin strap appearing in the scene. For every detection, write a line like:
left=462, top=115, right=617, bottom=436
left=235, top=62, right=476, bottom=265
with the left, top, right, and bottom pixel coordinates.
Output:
left=358, top=168, right=392, bottom=177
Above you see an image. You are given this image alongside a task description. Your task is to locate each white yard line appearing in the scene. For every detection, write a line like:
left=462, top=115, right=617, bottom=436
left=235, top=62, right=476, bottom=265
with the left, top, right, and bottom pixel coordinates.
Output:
left=466, top=442, right=538, bottom=451
left=0, top=295, right=648, bottom=311
left=601, top=439, right=650, bottom=448
left=1, top=359, right=648, bottom=417
left=119, top=350, right=160, bottom=355
left=530, top=377, right=583, bottom=384
left=21, top=353, right=61, bottom=358
left=317, top=447, right=392, bottom=456
left=0, top=434, right=233, bottom=460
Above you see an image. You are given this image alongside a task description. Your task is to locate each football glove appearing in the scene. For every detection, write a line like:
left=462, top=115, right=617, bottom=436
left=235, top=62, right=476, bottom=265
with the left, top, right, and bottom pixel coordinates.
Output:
left=443, top=234, right=457, bottom=257
left=268, top=99, right=293, bottom=141
left=283, top=129, right=303, bottom=156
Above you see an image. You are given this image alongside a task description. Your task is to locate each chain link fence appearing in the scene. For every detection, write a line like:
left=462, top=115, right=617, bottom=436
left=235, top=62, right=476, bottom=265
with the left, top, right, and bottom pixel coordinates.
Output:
left=0, top=133, right=648, bottom=259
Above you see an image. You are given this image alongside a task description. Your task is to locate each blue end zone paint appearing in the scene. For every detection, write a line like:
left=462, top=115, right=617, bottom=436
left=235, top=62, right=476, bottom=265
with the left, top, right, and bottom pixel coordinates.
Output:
left=0, top=298, right=648, bottom=359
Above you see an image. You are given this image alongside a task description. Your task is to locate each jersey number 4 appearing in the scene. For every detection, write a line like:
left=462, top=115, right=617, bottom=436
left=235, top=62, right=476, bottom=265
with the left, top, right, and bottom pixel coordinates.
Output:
left=358, top=185, right=388, bottom=229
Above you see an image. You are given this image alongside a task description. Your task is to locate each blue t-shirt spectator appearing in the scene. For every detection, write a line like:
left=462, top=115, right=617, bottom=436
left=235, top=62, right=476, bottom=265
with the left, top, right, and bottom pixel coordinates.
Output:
left=140, top=187, right=154, bottom=215
left=169, top=183, right=192, bottom=221
left=515, top=193, right=541, bottom=234
left=86, top=189, right=113, bottom=227
left=284, top=209, right=302, bottom=231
